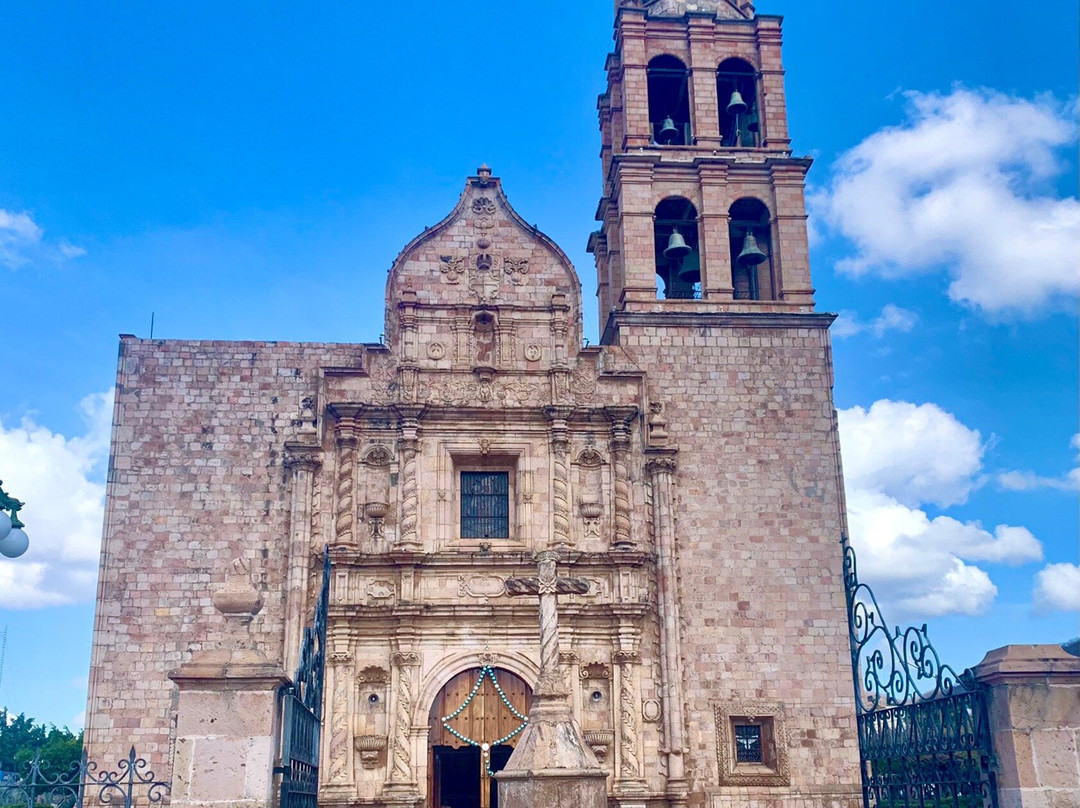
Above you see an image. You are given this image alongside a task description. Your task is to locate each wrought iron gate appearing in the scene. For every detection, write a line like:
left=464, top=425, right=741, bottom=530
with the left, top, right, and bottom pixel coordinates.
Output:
left=842, top=534, right=997, bottom=808
left=277, top=549, right=331, bottom=808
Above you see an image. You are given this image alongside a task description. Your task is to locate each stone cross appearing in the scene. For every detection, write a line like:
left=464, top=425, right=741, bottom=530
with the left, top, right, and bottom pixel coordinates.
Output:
left=506, top=551, right=590, bottom=696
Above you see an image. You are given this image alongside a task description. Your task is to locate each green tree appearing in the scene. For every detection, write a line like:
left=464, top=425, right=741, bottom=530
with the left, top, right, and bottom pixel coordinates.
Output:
left=0, top=708, right=83, bottom=777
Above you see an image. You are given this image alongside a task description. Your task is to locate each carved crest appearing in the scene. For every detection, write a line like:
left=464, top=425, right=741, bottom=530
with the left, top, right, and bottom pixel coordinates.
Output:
left=573, top=447, right=606, bottom=467
left=362, top=445, right=394, bottom=466
left=504, top=256, right=529, bottom=285
left=439, top=254, right=466, bottom=284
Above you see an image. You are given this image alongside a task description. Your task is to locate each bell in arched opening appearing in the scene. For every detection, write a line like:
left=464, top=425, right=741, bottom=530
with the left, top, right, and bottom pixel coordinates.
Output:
left=663, top=227, right=692, bottom=259
left=675, top=249, right=701, bottom=285
left=737, top=229, right=768, bottom=266
left=726, top=89, right=748, bottom=116
left=658, top=116, right=679, bottom=145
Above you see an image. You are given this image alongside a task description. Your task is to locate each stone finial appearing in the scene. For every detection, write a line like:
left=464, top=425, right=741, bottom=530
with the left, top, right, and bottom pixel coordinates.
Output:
left=477, top=164, right=493, bottom=186
left=648, top=402, right=669, bottom=446
left=212, top=557, right=263, bottom=623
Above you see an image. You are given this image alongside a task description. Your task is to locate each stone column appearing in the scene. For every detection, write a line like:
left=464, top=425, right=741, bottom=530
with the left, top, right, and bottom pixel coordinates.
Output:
left=646, top=451, right=689, bottom=808
left=619, top=9, right=650, bottom=150
left=613, top=649, right=647, bottom=803
left=283, top=444, right=321, bottom=677
left=395, top=406, right=423, bottom=552
left=322, top=649, right=356, bottom=796
left=333, top=418, right=359, bottom=547
left=687, top=14, right=720, bottom=148
left=547, top=407, right=573, bottom=549
left=699, top=163, right=734, bottom=300
left=383, top=652, right=422, bottom=808
left=972, top=644, right=1080, bottom=808
left=606, top=407, right=637, bottom=551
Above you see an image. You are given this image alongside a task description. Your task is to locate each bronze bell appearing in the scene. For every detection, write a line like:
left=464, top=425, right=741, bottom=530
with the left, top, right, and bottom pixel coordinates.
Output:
left=676, top=249, right=701, bottom=284
left=746, top=110, right=759, bottom=133
left=737, top=229, right=767, bottom=266
left=663, top=228, right=692, bottom=259
left=727, top=89, right=748, bottom=116
left=658, top=116, right=679, bottom=144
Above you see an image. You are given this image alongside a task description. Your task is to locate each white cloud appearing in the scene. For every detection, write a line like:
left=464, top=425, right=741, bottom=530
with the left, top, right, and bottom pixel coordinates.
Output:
left=813, top=88, right=1079, bottom=318
left=840, top=400, right=1043, bottom=619
left=0, top=208, right=85, bottom=269
left=833, top=303, right=918, bottom=339
left=1033, top=563, right=1080, bottom=613
left=839, top=399, right=985, bottom=507
left=0, top=390, right=113, bottom=608
left=997, top=433, right=1080, bottom=492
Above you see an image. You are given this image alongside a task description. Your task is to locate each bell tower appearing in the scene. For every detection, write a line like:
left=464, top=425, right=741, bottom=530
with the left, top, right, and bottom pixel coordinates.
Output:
left=590, top=0, right=816, bottom=334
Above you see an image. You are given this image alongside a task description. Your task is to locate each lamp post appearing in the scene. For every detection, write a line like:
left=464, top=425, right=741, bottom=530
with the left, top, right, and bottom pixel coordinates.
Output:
left=0, top=480, right=29, bottom=559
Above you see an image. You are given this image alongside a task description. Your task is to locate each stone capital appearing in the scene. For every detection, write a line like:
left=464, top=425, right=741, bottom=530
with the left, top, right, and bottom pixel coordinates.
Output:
left=973, top=644, right=1080, bottom=686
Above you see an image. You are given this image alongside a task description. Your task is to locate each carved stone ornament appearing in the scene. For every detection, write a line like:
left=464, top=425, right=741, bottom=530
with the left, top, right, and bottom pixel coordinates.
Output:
left=440, top=254, right=466, bottom=284
left=459, top=574, right=507, bottom=600
left=642, top=699, right=663, bottom=723
left=362, top=445, right=394, bottom=466
left=211, top=557, right=263, bottom=621
left=583, top=729, right=614, bottom=760
left=524, top=343, right=542, bottom=362
left=580, top=663, right=612, bottom=681
left=504, top=256, right=530, bottom=285
left=357, top=666, right=390, bottom=684
left=427, top=342, right=446, bottom=360
left=472, top=196, right=497, bottom=227
left=574, top=447, right=606, bottom=467
left=355, top=734, right=387, bottom=768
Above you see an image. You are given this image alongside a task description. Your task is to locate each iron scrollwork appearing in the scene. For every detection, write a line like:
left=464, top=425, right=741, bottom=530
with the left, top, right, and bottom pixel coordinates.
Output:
left=841, top=534, right=997, bottom=808
left=0, top=747, right=170, bottom=808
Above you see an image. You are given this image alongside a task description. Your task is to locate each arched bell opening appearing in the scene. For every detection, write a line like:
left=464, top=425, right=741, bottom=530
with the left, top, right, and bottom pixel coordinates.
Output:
left=654, top=197, right=700, bottom=300
left=728, top=198, right=775, bottom=300
left=718, top=58, right=759, bottom=148
left=648, top=55, right=691, bottom=146
left=428, top=666, right=532, bottom=808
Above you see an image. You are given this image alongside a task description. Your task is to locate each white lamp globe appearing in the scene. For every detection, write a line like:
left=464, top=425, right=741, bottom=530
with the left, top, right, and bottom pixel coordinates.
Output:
left=0, top=526, right=28, bottom=559
left=0, top=510, right=10, bottom=541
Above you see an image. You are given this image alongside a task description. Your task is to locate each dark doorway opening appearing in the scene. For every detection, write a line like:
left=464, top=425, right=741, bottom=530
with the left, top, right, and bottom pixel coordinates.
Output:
left=431, top=744, right=514, bottom=808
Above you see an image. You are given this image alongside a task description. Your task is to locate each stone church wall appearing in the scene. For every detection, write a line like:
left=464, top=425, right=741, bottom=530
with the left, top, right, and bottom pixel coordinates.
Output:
left=615, top=317, right=861, bottom=805
left=84, top=337, right=364, bottom=769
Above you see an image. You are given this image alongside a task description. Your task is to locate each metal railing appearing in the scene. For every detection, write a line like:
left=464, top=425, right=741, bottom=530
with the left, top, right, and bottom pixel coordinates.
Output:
left=0, top=747, right=169, bottom=808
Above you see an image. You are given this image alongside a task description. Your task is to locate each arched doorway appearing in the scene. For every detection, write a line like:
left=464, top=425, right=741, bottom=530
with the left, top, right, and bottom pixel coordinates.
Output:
left=428, top=666, right=532, bottom=808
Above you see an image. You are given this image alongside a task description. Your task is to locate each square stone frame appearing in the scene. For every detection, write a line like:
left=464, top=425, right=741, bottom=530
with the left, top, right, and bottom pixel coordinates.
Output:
left=436, top=438, right=537, bottom=552
left=713, top=700, right=791, bottom=787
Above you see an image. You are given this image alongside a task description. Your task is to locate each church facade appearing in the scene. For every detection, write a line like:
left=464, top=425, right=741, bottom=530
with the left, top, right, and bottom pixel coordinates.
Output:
left=84, top=2, right=863, bottom=807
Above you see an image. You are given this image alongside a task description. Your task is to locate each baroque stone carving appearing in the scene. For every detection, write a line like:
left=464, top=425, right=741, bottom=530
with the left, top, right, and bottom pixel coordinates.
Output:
left=396, top=439, right=419, bottom=550
left=472, top=196, right=497, bottom=228
left=616, top=653, right=642, bottom=779
left=355, top=734, right=387, bottom=768
left=580, top=663, right=612, bottom=681
left=327, top=660, right=353, bottom=784
left=713, top=701, right=791, bottom=786
left=334, top=434, right=358, bottom=546
left=504, top=256, right=530, bottom=285
left=551, top=433, right=571, bottom=548
left=524, top=343, right=542, bottom=362
left=427, top=341, right=446, bottom=360
left=439, top=254, right=466, bottom=284
left=389, top=653, right=420, bottom=784
left=458, top=574, right=507, bottom=600
left=357, top=666, right=390, bottom=684
left=362, top=445, right=394, bottom=466
left=419, top=373, right=547, bottom=407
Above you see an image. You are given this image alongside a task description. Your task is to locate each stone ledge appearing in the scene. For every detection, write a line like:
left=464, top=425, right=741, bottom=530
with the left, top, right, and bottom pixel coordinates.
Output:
left=973, top=644, right=1080, bottom=686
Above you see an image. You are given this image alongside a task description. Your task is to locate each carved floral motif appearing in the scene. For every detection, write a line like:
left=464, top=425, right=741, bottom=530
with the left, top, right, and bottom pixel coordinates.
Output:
left=439, top=254, right=466, bottom=284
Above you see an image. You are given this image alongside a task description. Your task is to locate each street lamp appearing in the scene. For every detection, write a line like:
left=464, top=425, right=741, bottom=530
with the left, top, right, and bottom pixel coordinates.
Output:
left=0, top=480, right=29, bottom=559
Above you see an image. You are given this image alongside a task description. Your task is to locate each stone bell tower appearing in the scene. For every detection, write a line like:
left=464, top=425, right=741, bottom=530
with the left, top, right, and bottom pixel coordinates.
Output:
left=588, top=2, right=864, bottom=808
left=590, top=0, right=814, bottom=318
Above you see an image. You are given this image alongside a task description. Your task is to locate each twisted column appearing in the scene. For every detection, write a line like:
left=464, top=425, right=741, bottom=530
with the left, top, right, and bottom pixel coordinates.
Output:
left=615, top=650, right=644, bottom=785
left=333, top=421, right=358, bottom=546
left=395, top=407, right=423, bottom=551
left=388, top=652, right=421, bottom=786
left=607, top=407, right=637, bottom=550
left=547, top=408, right=572, bottom=548
left=326, top=651, right=354, bottom=787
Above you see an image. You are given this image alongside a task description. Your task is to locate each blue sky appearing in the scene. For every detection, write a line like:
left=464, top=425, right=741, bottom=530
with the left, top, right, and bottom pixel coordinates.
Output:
left=0, top=0, right=1076, bottom=730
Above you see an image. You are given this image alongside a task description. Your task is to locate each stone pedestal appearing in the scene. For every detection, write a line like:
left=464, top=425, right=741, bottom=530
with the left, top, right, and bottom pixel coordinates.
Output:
left=496, top=691, right=609, bottom=808
left=168, top=650, right=288, bottom=808
left=973, top=644, right=1080, bottom=808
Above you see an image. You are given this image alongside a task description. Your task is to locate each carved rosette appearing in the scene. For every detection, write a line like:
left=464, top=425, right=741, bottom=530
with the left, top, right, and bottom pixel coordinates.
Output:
left=389, top=652, right=421, bottom=784
left=615, top=650, right=643, bottom=782
left=334, top=426, right=358, bottom=546
left=327, top=651, right=354, bottom=785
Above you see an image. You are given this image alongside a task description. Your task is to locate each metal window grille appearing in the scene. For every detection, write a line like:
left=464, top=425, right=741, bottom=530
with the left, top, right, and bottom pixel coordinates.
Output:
left=734, top=724, right=763, bottom=763
left=461, top=472, right=509, bottom=538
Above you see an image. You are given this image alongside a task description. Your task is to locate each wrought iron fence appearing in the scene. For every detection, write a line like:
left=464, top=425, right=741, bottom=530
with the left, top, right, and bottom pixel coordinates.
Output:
left=276, top=547, right=331, bottom=808
left=0, top=747, right=169, bottom=808
left=842, top=534, right=998, bottom=808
